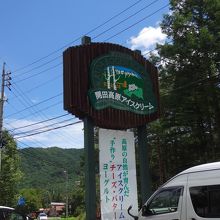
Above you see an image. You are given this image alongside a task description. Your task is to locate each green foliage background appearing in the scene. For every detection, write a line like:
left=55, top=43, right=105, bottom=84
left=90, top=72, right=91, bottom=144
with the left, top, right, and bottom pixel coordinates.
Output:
left=0, top=131, right=22, bottom=206
left=148, top=0, right=220, bottom=186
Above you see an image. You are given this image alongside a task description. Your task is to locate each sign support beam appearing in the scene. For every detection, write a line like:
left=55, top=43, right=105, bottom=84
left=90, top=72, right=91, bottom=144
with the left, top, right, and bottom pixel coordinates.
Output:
left=137, top=125, right=152, bottom=205
left=82, top=36, right=96, bottom=220
left=84, top=117, right=96, bottom=220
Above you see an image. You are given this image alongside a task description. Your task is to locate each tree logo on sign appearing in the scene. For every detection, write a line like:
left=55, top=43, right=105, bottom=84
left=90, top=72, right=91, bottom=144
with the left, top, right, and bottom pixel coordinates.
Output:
left=88, top=52, right=157, bottom=115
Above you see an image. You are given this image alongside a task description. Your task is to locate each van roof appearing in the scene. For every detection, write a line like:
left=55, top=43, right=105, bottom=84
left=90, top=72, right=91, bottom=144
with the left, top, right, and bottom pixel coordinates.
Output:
left=180, top=161, right=220, bottom=175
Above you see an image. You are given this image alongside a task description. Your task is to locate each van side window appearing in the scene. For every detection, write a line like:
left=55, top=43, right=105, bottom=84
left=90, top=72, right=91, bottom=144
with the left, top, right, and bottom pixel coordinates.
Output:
left=190, top=185, right=220, bottom=218
left=147, top=187, right=183, bottom=215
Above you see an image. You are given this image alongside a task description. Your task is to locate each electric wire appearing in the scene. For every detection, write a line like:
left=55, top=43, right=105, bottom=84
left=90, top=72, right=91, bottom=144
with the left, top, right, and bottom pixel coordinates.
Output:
left=6, top=115, right=82, bottom=149
left=7, top=84, right=78, bottom=147
left=104, top=4, right=169, bottom=42
left=4, top=38, right=174, bottom=131
left=15, top=120, right=82, bottom=140
left=9, top=73, right=62, bottom=101
left=6, top=93, right=62, bottom=118
left=3, top=0, right=172, bottom=147
left=6, top=109, right=82, bottom=149
left=12, top=73, right=220, bottom=140
left=11, top=0, right=165, bottom=82
left=9, top=101, right=62, bottom=123
left=8, top=65, right=219, bottom=147
left=5, top=84, right=62, bottom=121
left=7, top=122, right=72, bottom=150
left=13, top=56, right=62, bottom=79
left=8, top=113, right=70, bottom=131
left=92, top=0, right=160, bottom=40
left=12, top=0, right=147, bottom=75
left=4, top=2, right=170, bottom=119
left=5, top=38, right=173, bottom=123
left=142, top=40, right=173, bottom=57
left=6, top=38, right=170, bottom=120
left=15, top=62, right=62, bottom=83
left=13, top=118, right=78, bottom=136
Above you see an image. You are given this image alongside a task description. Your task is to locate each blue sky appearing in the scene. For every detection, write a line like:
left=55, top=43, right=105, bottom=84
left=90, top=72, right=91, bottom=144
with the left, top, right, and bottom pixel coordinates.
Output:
left=0, top=0, right=169, bottom=149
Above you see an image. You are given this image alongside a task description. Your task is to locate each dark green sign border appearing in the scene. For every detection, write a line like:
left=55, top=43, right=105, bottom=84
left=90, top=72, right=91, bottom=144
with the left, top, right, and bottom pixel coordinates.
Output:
left=88, top=52, right=158, bottom=115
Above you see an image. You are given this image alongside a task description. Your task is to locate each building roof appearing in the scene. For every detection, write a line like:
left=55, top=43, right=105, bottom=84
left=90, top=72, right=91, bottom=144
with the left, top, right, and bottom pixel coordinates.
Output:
left=50, top=202, right=65, bottom=206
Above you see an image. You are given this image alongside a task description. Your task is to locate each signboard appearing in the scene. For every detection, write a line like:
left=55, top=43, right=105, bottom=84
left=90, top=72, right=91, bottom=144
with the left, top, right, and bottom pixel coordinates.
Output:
left=99, top=128, right=138, bottom=219
left=89, top=52, right=157, bottom=115
left=63, top=42, right=160, bottom=129
left=17, top=196, right=25, bottom=206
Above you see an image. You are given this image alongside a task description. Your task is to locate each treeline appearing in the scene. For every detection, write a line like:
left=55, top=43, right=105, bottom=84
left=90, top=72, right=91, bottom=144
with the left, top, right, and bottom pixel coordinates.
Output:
left=148, top=0, right=220, bottom=186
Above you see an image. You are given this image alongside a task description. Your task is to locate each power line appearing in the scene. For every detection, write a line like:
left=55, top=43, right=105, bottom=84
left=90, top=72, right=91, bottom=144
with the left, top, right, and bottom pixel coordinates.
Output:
left=104, top=4, right=169, bottom=41
left=5, top=92, right=62, bottom=118
left=14, top=62, right=62, bottom=83
left=13, top=118, right=77, bottom=136
left=9, top=73, right=62, bottom=101
left=8, top=113, right=70, bottom=131
left=11, top=2, right=168, bottom=85
left=11, top=0, right=165, bottom=82
left=6, top=115, right=82, bottom=149
left=8, top=121, right=79, bottom=149
left=161, top=73, right=220, bottom=97
left=6, top=100, right=63, bottom=124
left=15, top=120, right=82, bottom=140
left=142, top=40, right=173, bottom=57
left=6, top=27, right=172, bottom=125
left=13, top=74, right=220, bottom=140
left=5, top=85, right=62, bottom=121
left=8, top=57, right=219, bottom=144
left=6, top=83, right=77, bottom=147
left=3, top=2, right=172, bottom=146
left=5, top=38, right=173, bottom=135
left=92, top=0, right=160, bottom=40
left=12, top=0, right=147, bottom=75
left=2, top=4, right=172, bottom=151
left=13, top=56, right=62, bottom=79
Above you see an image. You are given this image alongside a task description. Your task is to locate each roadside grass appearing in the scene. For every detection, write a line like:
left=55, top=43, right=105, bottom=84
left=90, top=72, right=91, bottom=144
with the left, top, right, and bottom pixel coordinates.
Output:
left=48, top=214, right=86, bottom=220
left=39, top=217, right=75, bottom=220
left=48, top=217, right=76, bottom=220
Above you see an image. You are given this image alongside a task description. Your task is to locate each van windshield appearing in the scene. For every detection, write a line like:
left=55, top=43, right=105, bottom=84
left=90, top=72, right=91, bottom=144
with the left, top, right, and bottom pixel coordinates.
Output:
left=148, top=187, right=182, bottom=215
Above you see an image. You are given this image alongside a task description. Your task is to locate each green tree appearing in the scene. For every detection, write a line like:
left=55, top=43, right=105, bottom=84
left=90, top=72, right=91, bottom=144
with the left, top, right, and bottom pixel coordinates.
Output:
left=69, top=180, right=85, bottom=217
left=149, top=0, right=220, bottom=181
left=16, top=188, right=43, bottom=214
left=0, top=131, right=22, bottom=206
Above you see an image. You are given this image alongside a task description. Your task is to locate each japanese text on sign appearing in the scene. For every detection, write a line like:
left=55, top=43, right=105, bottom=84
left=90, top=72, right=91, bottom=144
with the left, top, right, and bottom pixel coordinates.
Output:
left=99, top=129, right=138, bottom=220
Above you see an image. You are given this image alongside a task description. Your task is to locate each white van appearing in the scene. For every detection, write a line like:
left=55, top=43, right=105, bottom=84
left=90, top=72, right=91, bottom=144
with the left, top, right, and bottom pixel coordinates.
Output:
left=128, top=162, right=220, bottom=220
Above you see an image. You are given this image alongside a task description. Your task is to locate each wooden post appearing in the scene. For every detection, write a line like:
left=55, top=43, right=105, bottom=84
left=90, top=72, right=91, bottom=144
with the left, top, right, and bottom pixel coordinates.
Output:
left=137, top=125, right=152, bottom=205
left=84, top=117, right=96, bottom=220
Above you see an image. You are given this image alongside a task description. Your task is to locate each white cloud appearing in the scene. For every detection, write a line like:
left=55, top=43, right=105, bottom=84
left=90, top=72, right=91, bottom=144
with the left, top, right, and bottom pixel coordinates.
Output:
left=4, top=117, right=84, bottom=149
left=128, top=26, right=167, bottom=56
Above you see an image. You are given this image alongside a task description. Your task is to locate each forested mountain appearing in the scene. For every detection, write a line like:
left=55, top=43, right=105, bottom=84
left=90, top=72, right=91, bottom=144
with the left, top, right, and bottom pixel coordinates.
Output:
left=18, top=147, right=84, bottom=192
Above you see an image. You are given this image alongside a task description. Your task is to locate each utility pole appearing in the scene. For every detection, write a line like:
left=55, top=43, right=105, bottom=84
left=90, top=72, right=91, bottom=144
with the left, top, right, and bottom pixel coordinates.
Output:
left=64, top=170, right=68, bottom=218
left=0, top=62, right=11, bottom=171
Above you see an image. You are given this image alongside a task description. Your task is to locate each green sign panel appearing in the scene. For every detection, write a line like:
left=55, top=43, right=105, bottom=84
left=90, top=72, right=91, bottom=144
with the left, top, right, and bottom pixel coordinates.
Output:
left=88, top=52, right=157, bottom=115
